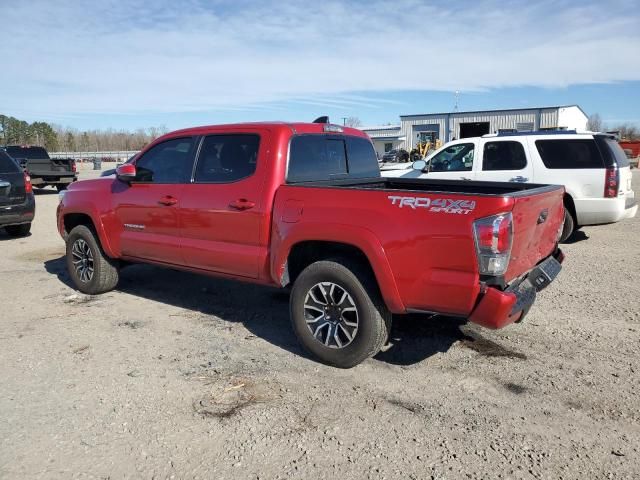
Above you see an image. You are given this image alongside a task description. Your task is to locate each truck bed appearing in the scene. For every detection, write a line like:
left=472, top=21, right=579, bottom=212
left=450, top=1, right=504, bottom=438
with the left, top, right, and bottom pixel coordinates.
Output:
left=289, top=176, right=563, bottom=197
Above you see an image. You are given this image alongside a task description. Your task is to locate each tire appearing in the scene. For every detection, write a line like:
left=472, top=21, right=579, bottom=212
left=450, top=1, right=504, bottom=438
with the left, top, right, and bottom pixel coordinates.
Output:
left=559, top=208, right=575, bottom=243
left=66, top=225, right=119, bottom=294
left=290, top=258, right=392, bottom=368
left=56, top=184, right=68, bottom=192
left=4, top=223, right=31, bottom=237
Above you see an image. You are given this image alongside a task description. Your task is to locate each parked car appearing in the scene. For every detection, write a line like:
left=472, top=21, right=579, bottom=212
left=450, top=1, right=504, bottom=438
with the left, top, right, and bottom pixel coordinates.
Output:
left=381, top=149, right=410, bottom=163
left=0, top=150, right=34, bottom=237
left=57, top=120, right=565, bottom=368
left=384, top=131, right=637, bottom=241
left=3, top=145, right=77, bottom=191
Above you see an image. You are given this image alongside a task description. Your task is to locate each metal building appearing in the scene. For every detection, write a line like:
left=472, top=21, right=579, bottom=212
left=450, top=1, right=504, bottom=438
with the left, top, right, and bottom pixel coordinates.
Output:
left=364, top=105, right=588, bottom=153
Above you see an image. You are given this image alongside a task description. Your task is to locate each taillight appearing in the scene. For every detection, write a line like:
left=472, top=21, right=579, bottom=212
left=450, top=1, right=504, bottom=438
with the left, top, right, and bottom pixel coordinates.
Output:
left=71, top=160, right=77, bottom=173
left=24, top=172, right=33, bottom=194
left=473, top=213, right=513, bottom=276
left=604, top=167, right=619, bottom=198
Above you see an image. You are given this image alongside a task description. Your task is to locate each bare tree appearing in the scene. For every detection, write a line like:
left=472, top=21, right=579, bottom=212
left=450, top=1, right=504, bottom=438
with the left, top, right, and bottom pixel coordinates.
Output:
left=344, top=117, right=363, bottom=128
left=587, top=113, right=603, bottom=132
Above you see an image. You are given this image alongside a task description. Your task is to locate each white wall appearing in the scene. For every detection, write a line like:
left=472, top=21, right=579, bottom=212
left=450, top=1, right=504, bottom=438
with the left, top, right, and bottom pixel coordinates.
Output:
left=371, top=139, right=403, bottom=157
left=558, top=106, right=589, bottom=132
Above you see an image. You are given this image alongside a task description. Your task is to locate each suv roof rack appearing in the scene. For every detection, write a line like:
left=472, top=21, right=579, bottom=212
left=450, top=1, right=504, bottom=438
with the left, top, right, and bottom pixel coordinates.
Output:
left=486, top=130, right=578, bottom=138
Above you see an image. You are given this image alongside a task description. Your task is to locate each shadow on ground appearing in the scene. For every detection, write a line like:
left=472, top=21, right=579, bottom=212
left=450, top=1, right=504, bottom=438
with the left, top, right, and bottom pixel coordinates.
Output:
left=562, top=230, right=589, bottom=244
left=44, top=256, right=524, bottom=367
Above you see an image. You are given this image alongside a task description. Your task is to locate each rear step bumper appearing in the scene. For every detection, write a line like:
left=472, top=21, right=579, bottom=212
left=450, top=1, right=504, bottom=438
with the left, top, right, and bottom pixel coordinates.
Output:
left=468, top=249, right=564, bottom=329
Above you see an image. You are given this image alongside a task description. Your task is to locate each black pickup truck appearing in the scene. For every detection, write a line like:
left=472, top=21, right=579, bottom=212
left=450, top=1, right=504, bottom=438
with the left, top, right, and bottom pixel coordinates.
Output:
left=3, top=146, right=77, bottom=191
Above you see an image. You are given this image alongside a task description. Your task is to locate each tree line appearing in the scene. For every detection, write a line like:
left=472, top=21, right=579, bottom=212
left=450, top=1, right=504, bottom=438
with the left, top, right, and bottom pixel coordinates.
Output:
left=587, top=113, right=639, bottom=140
left=0, top=114, right=168, bottom=152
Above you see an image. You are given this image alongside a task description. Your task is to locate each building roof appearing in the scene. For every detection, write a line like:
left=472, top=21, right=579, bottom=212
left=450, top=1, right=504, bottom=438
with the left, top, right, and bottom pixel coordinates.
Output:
left=361, top=125, right=401, bottom=131
left=399, top=105, right=587, bottom=119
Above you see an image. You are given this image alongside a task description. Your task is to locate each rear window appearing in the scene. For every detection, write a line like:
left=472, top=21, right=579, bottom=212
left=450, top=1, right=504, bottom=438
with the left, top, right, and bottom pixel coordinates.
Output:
left=535, top=139, right=604, bottom=169
left=5, top=146, right=50, bottom=160
left=482, top=141, right=527, bottom=171
left=287, top=135, right=379, bottom=182
left=0, top=151, right=20, bottom=173
left=595, top=136, right=630, bottom=168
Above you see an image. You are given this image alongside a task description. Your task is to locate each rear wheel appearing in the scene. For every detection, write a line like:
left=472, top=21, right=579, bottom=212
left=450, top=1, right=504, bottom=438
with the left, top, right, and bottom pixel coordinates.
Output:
left=4, top=223, right=31, bottom=237
left=559, top=208, right=575, bottom=243
left=290, top=258, right=391, bottom=368
left=66, top=225, right=119, bottom=294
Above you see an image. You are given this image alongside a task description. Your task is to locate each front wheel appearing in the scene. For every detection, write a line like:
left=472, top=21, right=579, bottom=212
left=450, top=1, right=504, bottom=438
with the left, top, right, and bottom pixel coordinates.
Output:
left=290, top=259, right=391, bottom=368
left=66, top=225, right=119, bottom=294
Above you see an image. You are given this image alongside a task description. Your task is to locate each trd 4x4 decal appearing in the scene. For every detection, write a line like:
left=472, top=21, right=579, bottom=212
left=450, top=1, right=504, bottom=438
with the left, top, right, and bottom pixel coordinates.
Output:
left=388, top=196, right=476, bottom=215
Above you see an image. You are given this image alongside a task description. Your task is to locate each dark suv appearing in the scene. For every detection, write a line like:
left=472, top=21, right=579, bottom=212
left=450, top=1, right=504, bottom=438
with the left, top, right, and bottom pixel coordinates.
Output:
left=0, top=150, right=35, bottom=237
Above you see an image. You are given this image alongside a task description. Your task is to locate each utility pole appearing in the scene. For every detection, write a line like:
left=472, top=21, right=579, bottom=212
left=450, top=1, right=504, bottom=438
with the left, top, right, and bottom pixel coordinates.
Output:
left=454, top=91, right=460, bottom=112
left=342, top=117, right=348, bottom=126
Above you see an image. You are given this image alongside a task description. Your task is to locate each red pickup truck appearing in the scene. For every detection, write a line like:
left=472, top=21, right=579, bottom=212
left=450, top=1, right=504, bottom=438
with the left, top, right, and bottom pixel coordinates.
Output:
left=57, top=120, right=565, bottom=367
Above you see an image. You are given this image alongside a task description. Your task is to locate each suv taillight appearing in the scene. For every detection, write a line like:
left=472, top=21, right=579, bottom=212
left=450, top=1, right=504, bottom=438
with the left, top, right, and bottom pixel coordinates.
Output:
left=71, top=160, right=77, bottom=173
left=473, top=213, right=513, bottom=276
left=24, top=172, right=33, bottom=194
left=604, top=167, right=619, bottom=198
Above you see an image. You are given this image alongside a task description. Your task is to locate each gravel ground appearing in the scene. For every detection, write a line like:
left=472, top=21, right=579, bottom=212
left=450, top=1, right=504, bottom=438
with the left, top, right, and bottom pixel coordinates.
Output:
left=1, top=164, right=639, bottom=479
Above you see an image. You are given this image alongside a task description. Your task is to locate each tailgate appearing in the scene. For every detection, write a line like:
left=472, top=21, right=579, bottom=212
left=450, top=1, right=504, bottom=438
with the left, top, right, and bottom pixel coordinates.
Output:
left=27, top=158, right=73, bottom=176
left=0, top=171, right=26, bottom=206
left=505, top=186, right=564, bottom=282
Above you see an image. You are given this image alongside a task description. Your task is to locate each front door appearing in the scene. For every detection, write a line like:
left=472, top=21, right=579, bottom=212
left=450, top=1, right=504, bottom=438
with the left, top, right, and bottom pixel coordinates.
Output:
left=179, top=132, right=267, bottom=278
left=113, top=136, right=197, bottom=264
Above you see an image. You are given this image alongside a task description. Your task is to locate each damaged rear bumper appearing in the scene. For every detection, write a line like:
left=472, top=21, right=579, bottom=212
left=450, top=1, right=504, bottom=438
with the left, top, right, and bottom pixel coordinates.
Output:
left=468, top=249, right=564, bottom=329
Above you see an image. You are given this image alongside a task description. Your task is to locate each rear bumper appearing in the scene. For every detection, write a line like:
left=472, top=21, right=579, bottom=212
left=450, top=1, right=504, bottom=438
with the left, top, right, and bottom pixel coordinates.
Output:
left=575, top=194, right=637, bottom=225
left=468, top=249, right=564, bottom=329
left=0, top=194, right=35, bottom=227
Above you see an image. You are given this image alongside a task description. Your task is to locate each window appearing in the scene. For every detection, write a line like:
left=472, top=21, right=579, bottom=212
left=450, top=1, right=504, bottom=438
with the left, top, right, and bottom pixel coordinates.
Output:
left=482, top=141, right=527, bottom=171
left=384, top=143, right=393, bottom=153
left=595, top=136, right=630, bottom=168
left=345, top=137, right=380, bottom=178
left=535, top=139, right=603, bottom=169
left=134, top=137, right=197, bottom=183
left=0, top=151, right=20, bottom=173
left=5, top=146, right=49, bottom=160
left=429, top=143, right=474, bottom=172
left=194, top=134, right=260, bottom=183
left=288, top=136, right=347, bottom=182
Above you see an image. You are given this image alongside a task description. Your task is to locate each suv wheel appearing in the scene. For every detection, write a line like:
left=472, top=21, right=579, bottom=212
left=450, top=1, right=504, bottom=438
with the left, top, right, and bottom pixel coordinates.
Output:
left=290, top=258, right=391, bottom=368
left=4, top=223, right=31, bottom=237
left=66, top=225, right=119, bottom=294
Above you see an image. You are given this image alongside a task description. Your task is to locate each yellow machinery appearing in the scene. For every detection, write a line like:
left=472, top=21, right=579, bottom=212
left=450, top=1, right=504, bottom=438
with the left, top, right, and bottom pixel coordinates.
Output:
left=410, top=131, right=442, bottom=161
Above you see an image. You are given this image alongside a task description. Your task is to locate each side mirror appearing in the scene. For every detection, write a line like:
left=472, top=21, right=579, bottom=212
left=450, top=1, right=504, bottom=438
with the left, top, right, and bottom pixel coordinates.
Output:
left=116, top=163, right=136, bottom=183
left=412, top=160, right=427, bottom=172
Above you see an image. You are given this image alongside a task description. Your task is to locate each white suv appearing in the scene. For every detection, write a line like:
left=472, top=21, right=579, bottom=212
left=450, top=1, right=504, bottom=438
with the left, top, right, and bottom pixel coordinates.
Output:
left=384, top=131, right=637, bottom=241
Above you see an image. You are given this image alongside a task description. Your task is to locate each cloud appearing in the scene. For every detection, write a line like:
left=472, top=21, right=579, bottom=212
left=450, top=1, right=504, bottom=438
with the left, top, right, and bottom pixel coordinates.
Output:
left=1, top=0, right=639, bottom=119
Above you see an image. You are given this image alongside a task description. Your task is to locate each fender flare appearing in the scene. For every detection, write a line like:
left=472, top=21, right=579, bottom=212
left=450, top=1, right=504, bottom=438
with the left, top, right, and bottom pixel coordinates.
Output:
left=272, top=222, right=406, bottom=313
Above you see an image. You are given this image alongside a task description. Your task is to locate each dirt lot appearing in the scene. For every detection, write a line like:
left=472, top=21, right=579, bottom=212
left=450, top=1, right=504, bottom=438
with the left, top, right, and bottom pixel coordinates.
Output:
left=1, top=165, right=639, bottom=479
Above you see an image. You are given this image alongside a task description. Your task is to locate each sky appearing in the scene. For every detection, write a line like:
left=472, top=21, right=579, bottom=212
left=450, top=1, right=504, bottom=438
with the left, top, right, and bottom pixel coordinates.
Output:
left=2, top=0, right=639, bottom=131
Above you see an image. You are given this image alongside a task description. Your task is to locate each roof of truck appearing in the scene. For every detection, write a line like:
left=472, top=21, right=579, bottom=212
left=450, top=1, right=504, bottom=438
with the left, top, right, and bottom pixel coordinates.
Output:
left=168, top=121, right=369, bottom=138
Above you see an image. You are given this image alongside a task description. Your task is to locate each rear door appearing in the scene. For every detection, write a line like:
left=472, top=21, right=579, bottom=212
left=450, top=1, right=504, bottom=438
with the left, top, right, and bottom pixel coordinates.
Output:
left=475, top=138, right=533, bottom=183
left=0, top=151, right=26, bottom=207
left=179, top=131, right=268, bottom=278
left=113, top=136, right=198, bottom=264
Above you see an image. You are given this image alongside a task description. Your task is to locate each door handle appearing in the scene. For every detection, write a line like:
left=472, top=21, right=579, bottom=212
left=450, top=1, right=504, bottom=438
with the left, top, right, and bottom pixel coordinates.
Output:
left=158, top=196, right=178, bottom=206
left=229, top=198, right=255, bottom=211
left=510, top=176, right=529, bottom=182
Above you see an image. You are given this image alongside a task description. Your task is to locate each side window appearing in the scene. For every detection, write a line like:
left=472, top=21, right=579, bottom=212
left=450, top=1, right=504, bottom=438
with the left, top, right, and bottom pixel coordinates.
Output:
left=429, top=143, right=474, bottom=172
left=345, top=137, right=379, bottom=178
left=194, top=134, right=260, bottom=183
left=483, top=141, right=527, bottom=171
left=135, top=137, right=196, bottom=183
left=536, top=139, right=604, bottom=169
left=288, top=136, right=347, bottom=182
